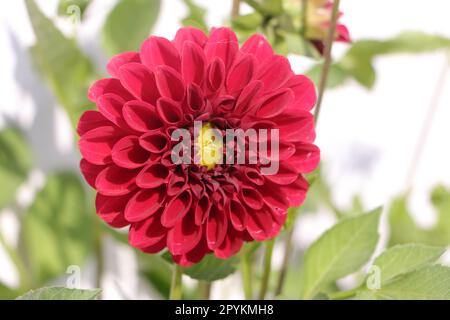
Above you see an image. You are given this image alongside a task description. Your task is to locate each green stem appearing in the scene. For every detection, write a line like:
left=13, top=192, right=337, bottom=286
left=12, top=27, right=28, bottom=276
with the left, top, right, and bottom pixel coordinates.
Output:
left=198, top=281, right=212, bottom=300
left=170, top=264, right=183, bottom=300
left=241, top=247, right=253, bottom=299
left=313, top=0, right=341, bottom=125
left=275, top=227, right=294, bottom=296
left=258, top=239, right=274, bottom=300
left=231, top=0, right=240, bottom=19
left=328, top=287, right=360, bottom=300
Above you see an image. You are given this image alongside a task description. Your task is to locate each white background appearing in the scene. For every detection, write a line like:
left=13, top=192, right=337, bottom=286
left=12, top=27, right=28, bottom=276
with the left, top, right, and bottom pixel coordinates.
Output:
left=0, top=0, right=449, bottom=299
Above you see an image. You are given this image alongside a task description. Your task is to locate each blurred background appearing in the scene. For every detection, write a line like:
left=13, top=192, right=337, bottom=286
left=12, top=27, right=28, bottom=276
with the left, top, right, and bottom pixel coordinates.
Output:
left=0, top=0, right=449, bottom=299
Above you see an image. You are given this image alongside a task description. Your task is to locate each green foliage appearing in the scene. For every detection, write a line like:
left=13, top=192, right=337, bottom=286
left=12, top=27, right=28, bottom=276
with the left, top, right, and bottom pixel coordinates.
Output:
left=182, top=254, right=239, bottom=282
left=57, top=0, right=91, bottom=19
left=300, top=208, right=381, bottom=299
left=20, top=173, right=93, bottom=285
left=0, top=128, right=32, bottom=209
left=25, top=0, right=96, bottom=128
left=181, top=0, right=208, bottom=32
left=307, top=32, right=450, bottom=89
left=102, top=0, right=161, bottom=57
left=16, top=287, right=101, bottom=300
left=389, top=186, right=450, bottom=247
left=371, top=244, right=445, bottom=286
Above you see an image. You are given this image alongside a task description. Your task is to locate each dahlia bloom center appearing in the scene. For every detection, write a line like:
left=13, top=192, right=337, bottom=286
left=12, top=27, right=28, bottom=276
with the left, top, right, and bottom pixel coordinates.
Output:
left=196, top=123, right=223, bottom=170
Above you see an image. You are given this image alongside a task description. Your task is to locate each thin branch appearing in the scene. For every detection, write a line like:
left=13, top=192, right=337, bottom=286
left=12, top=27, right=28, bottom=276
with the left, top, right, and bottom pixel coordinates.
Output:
left=275, top=227, right=294, bottom=296
left=313, top=0, right=341, bottom=124
left=231, top=0, right=241, bottom=19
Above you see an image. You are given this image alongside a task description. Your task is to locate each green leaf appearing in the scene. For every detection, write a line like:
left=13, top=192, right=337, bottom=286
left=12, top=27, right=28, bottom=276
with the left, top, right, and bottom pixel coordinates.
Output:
left=245, top=0, right=283, bottom=16
left=181, top=0, right=208, bottom=32
left=0, top=283, right=19, bottom=300
left=25, top=0, right=96, bottom=128
left=372, top=243, right=445, bottom=285
left=102, top=0, right=161, bottom=57
left=300, top=208, right=381, bottom=299
left=16, top=287, right=101, bottom=300
left=368, top=265, right=450, bottom=300
left=0, top=128, right=33, bottom=209
left=232, top=13, right=263, bottom=30
left=20, top=173, right=93, bottom=285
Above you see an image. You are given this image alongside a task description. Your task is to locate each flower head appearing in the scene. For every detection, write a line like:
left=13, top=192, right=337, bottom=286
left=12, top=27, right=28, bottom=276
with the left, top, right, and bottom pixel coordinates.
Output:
left=78, top=27, right=319, bottom=266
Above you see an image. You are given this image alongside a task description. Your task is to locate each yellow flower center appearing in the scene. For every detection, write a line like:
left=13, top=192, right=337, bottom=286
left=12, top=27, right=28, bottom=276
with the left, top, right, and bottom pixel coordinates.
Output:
left=197, top=123, right=223, bottom=170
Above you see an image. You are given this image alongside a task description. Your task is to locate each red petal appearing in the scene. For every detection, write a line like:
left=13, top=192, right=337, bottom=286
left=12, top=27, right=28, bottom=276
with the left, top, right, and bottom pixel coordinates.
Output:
left=233, top=80, right=263, bottom=115
left=206, top=205, right=228, bottom=250
left=161, top=190, right=193, bottom=227
left=167, top=213, right=202, bottom=255
left=241, top=34, right=274, bottom=62
left=256, top=88, right=294, bottom=118
left=111, top=136, right=149, bottom=169
left=227, top=197, right=247, bottom=231
left=274, top=111, right=316, bottom=143
left=80, top=159, right=105, bottom=189
left=107, top=52, right=141, bottom=78
left=173, top=27, right=208, bottom=51
left=96, top=193, right=132, bottom=228
left=256, top=55, right=292, bottom=93
left=207, top=58, right=225, bottom=92
left=226, top=54, right=256, bottom=94
left=88, top=78, right=133, bottom=103
left=286, top=75, right=317, bottom=112
left=194, top=195, right=211, bottom=226
left=155, top=66, right=185, bottom=102
left=140, top=36, right=181, bottom=71
left=141, top=236, right=167, bottom=254
left=181, top=41, right=206, bottom=85
left=287, top=143, right=320, bottom=173
left=95, top=165, right=137, bottom=196
left=118, top=63, right=160, bottom=105
left=77, top=111, right=110, bottom=137
left=264, top=163, right=299, bottom=185
left=136, top=163, right=170, bottom=188
left=97, top=93, right=128, bottom=129
left=79, top=126, right=123, bottom=165
left=214, top=227, right=243, bottom=259
left=246, top=208, right=275, bottom=241
left=122, top=100, right=163, bottom=132
left=240, top=186, right=264, bottom=210
left=129, top=213, right=167, bottom=249
left=280, top=175, right=309, bottom=207
left=125, top=186, right=166, bottom=222
left=139, top=131, right=170, bottom=154
left=156, top=98, right=183, bottom=125
left=172, top=237, right=210, bottom=267
left=205, top=28, right=238, bottom=71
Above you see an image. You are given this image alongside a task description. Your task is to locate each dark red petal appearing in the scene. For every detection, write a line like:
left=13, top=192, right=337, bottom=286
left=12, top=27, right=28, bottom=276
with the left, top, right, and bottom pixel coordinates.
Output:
left=95, top=193, right=132, bottom=228
left=79, top=126, right=123, bottom=165
left=227, top=197, right=247, bottom=231
left=206, top=205, right=228, bottom=250
left=207, top=58, right=226, bottom=92
left=77, top=111, right=110, bottom=137
left=194, top=195, right=211, bottom=226
left=141, top=236, right=167, bottom=254
left=241, top=34, right=274, bottom=62
left=161, top=190, right=192, bottom=228
left=186, top=83, right=205, bottom=114
left=122, top=100, right=163, bottom=132
left=95, top=165, right=137, bottom=196
left=287, top=143, right=320, bottom=173
left=205, top=27, right=238, bottom=71
left=214, top=226, right=243, bottom=259
left=155, top=66, right=185, bottom=102
left=118, top=63, right=159, bottom=105
left=80, top=159, right=105, bottom=189
left=88, top=78, right=133, bottom=103
left=111, top=136, right=149, bottom=169
left=274, top=111, right=316, bottom=143
left=246, top=207, right=275, bottom=241
left=156, top=98, right=183, bottom=125
left=256, top=88, right=294, bottom=118
left=172, top=237, right=210, bottom=267
left=125, top=186, right=166, bottom=222
left=129, top=212, right=167, bottom=249
left=286, top=75, right=317, bottom=112
left=107, top=52, right=140, bottom=78
left=140, top=36, right=181, bottom=71
left=167, top=170, right=187, bottom=196
left=167, top=213, right=202, bottom=255
left=264, top=163, right=299, bottom=185
left=226, top=54, right=256, bottom=94
left=136, top=163, right=170, bottom=188
left=243, top=167, right=265, bottom=186
left=139, top=131, right=170, bottom=154
left=256, top=55, right=292, bottom=93
left=280, top=175, right=309, bottom=207
left=240, top=186, right=264, bottom=210
left=181, top=41, right=206, bottom=85
left=173, top=27, right=208, bottom=51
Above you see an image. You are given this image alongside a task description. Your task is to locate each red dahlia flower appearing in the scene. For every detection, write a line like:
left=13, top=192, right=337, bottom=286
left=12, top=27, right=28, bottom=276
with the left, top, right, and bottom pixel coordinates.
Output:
left=78, top=27, right=320, bottom=266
